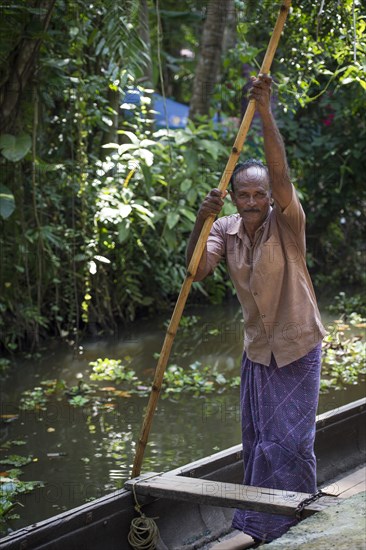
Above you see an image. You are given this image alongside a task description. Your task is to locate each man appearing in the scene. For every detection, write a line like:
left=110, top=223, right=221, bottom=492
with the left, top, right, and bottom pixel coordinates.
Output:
left=186, top=74, right=326, bottom=544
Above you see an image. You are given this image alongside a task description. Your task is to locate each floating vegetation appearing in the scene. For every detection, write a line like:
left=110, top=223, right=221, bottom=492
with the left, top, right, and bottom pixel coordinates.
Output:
left=163, top=362, right=240, bottom=396
left=90, top=357, right=139, bottom=385
left=0, top=455, right=33, bottom=468
left=19, top=380, right=66, bottom=411
left=0, top=440, right=26, bottom=450
left=0, top=473, right=44, bottom=533
left=0, top=449, right=43, bottom=535
left=16, top=316, right=366, bottom=414
left=90, top=357, right=240, bottom=398
left=320, top=314, right=366, bottom=392
left=68, top=395, right=91, bottom=407
left=19, top=387, right=50, bottom=411
left=164, top=315, right=201, bottom=331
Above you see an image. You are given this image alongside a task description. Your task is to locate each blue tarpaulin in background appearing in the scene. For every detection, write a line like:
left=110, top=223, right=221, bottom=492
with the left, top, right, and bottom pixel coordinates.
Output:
left=152, top=94, right=188, bottom=129
left=122, top=89, right=188, bottom=128
left=122, top=90, right=220, bottom=129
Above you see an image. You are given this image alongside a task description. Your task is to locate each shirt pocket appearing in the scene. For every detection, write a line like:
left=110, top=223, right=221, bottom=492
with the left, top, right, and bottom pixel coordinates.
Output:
left=254, top=234, right=285, bottom=278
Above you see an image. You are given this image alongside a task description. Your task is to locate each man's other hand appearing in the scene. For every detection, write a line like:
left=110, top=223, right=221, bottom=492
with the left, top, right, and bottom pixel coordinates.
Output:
left=198, top=189, right=227, bottom=220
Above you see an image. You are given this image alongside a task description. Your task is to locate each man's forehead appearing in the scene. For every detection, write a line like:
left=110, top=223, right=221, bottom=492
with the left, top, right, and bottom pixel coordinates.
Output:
left=234, top=166, right=270, bottom=189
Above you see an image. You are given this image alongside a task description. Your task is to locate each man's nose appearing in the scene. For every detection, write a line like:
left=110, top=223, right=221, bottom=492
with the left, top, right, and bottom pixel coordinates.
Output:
left=248, top=196, right=256, bottom=206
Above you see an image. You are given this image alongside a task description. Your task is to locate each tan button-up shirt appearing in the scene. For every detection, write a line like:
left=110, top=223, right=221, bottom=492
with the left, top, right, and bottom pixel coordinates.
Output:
left=197, top=185, right=326, bottom=367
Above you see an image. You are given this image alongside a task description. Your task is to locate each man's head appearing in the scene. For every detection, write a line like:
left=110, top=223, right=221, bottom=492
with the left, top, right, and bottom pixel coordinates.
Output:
left=229, top=159, right=272, bottom=227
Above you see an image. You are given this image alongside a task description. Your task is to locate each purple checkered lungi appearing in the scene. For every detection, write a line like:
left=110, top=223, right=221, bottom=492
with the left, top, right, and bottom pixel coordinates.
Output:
left=232, top=343, right=322, bottom=542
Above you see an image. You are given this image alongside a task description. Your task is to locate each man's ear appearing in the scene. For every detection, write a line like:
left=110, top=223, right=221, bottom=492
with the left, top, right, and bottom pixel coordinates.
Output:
left=229, top=190, right=236, bottom=204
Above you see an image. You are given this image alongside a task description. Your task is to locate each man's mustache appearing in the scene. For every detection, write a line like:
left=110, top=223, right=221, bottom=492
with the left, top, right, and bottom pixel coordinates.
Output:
left=243, top=209, right=260, bottom=212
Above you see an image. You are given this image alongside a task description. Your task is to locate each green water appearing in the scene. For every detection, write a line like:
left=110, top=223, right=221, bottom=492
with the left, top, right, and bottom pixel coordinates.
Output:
left=0, top=302, right=364, bottom=532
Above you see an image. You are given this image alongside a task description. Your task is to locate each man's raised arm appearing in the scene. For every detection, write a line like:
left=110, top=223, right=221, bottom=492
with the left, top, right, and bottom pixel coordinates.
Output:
left=249, top=74, right=292, bottom=210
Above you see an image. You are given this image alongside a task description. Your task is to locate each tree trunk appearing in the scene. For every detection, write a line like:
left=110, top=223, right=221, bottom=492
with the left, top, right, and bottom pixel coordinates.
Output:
left=222, top=0, right=237, bottom=55
left=0, top=0, right=56, bottom=133
left=189, top=0, right=230, bottom=120
left=101, top=88, right=120, bottom=151
left=139, top=0, right=154, bottom=86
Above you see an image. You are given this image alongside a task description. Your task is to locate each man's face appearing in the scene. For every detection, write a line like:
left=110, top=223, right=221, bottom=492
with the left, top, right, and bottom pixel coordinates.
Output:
left=230, top=166, right=271, bottom=227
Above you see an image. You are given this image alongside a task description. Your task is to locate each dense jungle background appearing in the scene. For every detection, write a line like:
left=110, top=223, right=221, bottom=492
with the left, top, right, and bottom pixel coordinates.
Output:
left=1, top=0, right=365, bottom=352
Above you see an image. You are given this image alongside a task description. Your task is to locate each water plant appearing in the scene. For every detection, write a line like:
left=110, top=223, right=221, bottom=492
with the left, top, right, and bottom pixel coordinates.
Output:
left=89, top=358, right=141, bottom=385
left=19, top=379, right=66, bottom=411
left=19, top=387, right=53, bottom=411
left=0, top=472, right=44, bottom=534
left=15, top=315, right=365, bottom=415
left=320, top=316, right=366, bottom=392
left=88, top=356, right=241, bottom=398
left=0, top=455, right=33, bottom=468
left=162, top=362, right=240, bottom=397
left=0, top=447, right=43, bottom=535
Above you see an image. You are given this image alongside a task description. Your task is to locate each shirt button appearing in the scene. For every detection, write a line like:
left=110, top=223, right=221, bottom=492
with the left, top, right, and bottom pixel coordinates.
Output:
left=253, top=292, right=258, bottom=296
left=261, top=314, right=266, bottom=318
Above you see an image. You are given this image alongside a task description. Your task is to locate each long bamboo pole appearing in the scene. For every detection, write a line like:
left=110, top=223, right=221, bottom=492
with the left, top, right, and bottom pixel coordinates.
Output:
left=132, top=0, right=292, bottom=479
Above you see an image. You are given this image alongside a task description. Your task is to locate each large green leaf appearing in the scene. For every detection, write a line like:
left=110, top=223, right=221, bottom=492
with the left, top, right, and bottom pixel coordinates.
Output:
left=175, top=131, right=193, bottom=146
left=183, top=149, right=198, bottom=175
left=163, top=227, right=177, bottom=249
left=166, top=211, right=180, bottom=229
left=0, top=184, right=15, bottom=219
left=117, top=221, right=130, bottom=243
left=180, top=179, right=192, bottom=192
left=0, top=133, right=32, bottom=162
left=180, top=208, right=196, bottom=223
left=199, top=140, right=225, bottom=160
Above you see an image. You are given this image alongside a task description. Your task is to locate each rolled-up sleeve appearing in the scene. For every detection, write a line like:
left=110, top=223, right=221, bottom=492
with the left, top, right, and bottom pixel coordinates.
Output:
left=275, top=184, right=305, bottom=238
left=195, top=218, right=226, bottom=279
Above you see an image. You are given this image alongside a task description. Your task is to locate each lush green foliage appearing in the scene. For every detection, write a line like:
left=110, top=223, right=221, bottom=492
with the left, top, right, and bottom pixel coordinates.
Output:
left=327, top=291, right=366, bottom=318
left=226, top=1, right=366, bottom=289
left=0, top=0, right=365, bottom=350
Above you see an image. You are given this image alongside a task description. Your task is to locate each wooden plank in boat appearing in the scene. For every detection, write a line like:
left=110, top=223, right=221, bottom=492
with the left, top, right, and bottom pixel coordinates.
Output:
left=329, top=465, right=366, bottom=498
left=125, top=473, right=339, bottom=518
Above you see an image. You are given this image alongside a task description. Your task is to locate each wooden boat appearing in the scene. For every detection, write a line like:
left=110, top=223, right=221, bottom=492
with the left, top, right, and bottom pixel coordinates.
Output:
left=1, top=397, right=365, bottom=550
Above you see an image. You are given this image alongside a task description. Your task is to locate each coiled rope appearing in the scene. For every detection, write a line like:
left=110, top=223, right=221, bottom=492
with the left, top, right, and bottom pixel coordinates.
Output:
left=128, top=479, right=160, bottom=550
